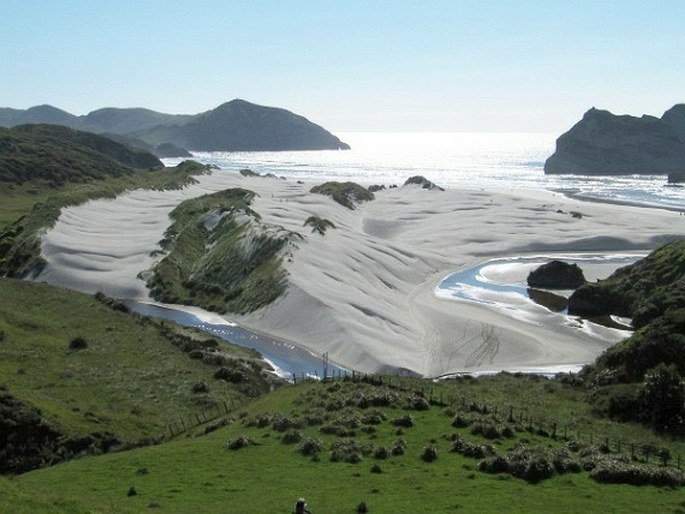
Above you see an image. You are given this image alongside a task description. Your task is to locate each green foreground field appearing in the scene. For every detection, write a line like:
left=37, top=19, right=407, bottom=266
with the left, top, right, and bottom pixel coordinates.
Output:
left=4, top=377, right=684, bottom=513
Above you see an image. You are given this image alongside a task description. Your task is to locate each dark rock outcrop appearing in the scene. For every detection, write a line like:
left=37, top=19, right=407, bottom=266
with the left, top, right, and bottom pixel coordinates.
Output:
left=0, top=99, right=349, bottom=153
left=403, top=175, right=444, bottom=191
left=527, top=260, right=586, bottom=289
left=545, top=105, right=685, bottom=175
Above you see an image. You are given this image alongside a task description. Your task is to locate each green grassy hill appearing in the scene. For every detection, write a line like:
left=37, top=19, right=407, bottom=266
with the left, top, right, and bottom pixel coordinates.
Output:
left=0, top=279, right=278, bottom=475
left=3, top=376, right=683, bottom=513
left=0, top=124, right=162, bottom=185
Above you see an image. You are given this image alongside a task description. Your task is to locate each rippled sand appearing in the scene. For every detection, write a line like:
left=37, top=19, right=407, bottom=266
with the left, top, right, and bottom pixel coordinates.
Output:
left=38, top=171, right=682, bottom=375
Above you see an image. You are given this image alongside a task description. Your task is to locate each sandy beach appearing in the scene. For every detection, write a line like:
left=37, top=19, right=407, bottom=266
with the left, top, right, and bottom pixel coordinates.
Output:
left=37, top=170, right=683, bottom=376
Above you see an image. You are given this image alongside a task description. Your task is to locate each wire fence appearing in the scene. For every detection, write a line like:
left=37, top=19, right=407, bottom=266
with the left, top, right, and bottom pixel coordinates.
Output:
left=161, top=370, right=681, bottom=470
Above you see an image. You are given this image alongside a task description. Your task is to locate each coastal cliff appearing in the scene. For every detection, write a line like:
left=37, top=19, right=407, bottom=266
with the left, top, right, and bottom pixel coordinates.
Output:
left=544, top=105, right=685, bottom=175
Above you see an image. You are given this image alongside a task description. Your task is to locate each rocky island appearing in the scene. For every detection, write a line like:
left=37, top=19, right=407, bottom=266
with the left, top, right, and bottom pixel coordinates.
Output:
left=545, top=104, right=685, bottom=176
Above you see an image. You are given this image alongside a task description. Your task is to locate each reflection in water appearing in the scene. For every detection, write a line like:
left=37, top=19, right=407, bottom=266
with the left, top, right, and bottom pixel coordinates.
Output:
left=126, top=301, right=348, bottom=379
left=437, top=253, right=641, bottom=332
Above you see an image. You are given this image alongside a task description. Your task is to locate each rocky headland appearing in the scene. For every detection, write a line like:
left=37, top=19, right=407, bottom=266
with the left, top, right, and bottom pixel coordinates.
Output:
left=0, top=99, right=349, bottom=154
left=545, top=105, right=685, bottom=176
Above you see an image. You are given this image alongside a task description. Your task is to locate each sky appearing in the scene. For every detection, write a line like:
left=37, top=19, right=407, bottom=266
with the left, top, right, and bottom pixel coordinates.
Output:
left=1, top=0, right=684, bottom=132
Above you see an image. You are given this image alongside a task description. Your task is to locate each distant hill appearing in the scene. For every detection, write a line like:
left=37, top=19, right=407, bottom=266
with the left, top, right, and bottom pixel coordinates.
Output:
left=0, top=99, right=350, bottom=153
left=544, top=105, right=685, bottom=175
left=0, top=124, right=162, bottom=185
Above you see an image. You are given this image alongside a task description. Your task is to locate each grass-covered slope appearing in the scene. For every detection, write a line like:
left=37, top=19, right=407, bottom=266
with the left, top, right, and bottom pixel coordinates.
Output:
left=146, top=188, right=302, bottom=314
left=569, top=241, right=685, bottom=435
left=569, top=239, right=685, bottom=328
left=570, top=240, right=685, bottom=381
left=0, top=160, right=210, bottom=278
left=6, top=376, right=683, bottom=513
left=0, top=278, right=277, bottom=474
left=0, top=124, right=162, bottom=185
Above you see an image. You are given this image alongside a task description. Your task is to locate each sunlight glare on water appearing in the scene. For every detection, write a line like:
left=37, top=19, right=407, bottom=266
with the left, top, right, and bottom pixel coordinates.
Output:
left=165, top=132, right=684, bottom=210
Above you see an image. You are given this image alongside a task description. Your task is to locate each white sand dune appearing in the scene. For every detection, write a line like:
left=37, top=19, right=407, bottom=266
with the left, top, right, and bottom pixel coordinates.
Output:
left=37, top=171, right=683, bottom=376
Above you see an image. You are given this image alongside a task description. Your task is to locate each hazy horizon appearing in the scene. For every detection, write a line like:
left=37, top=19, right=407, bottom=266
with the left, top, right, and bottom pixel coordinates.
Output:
left=2, top=1, right=683, bottom=133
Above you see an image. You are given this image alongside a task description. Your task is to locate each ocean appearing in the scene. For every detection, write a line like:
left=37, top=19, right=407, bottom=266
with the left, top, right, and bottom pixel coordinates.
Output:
left=163, top=132, right=684, bottom=211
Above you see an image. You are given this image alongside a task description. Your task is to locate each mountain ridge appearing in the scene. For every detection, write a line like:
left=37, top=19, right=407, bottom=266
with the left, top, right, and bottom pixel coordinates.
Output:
left=0, top=99, right=349, bottom=153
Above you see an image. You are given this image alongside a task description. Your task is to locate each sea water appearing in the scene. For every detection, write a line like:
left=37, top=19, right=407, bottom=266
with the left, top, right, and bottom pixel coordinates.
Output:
left=164, top=132, right=684, bottom=211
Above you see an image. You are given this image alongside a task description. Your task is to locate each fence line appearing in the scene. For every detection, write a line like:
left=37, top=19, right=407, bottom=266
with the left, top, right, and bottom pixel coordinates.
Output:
left=291, top=371, right=682, bottom=470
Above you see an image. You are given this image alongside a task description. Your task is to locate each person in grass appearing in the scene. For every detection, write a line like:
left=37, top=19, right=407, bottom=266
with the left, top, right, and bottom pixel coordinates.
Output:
left=294, top=497, right=312, bottom=514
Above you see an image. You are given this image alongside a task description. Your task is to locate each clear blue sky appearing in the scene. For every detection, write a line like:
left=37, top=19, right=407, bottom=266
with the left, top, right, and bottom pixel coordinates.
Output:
left=1, top=0, right=683, bottom=132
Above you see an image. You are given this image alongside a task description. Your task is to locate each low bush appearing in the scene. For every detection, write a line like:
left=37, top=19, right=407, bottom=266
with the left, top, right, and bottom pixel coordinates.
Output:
left=421, top=445, right=438, bottom=463
left=479, top=445, right=562, bottom=483
left=392, top=415, right=414, bottom=428
left=471, top=422, right=514, bottom=440
left=451, top=412, right=472, bottom=428
left=391, top=439, right=407, bottom=456
left=281, top=429, right=303, bottom=445
left=299, top=437, right=323, bottom=457
left=330, top=439, right=364, bottom=464
left=450, top=435, right=495, bottom=459
left=191, top=381, right=209, bottom=394
left=373, top=446, right=389, bottom=460
left=407, top=395, right=430, bottom=411
left=203, top=418, right=230, bottom=435
left=590, top=460, right=684, bottom=487
left=69, top=336, right=88, bottom=350
left=226, top=435, right=252, bottom=450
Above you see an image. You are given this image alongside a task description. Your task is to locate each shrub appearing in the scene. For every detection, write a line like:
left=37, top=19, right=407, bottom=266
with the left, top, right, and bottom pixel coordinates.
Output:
left=304, top=215, right=336, bottom=235
left=391, top=439, right=407, bottom=456
left=330, top=439, right=363, bottom=463
left=392, top=415, right=414, bottom=428
left=471, top=422, right=514, bottom=440
left=214, top=366, right=246, bottom=383
left=361, top=411, right=386, bottom=425
left=450, top=435, right=494, bottom=459
left=203, top=418, right=230, bottom=435
left=281, top=429, right=303, bottom=445
left=299, top=437, right=323, bottom=457
left=127, top=486, right=137, bottom=497
left=479, top=445, right=562, bottom=483
left=226, top=436, right=252, bottom=450
left=451, top=412, right=472, bottom=428
left=191, top=381, right=209, bottom=394
left=356, top=501, right=369, bottom=513
left=373, top=446, right=389, bottom=460
left=407, top=395, right=430, bottom=411
left=370, top=463, right=382, bottom=474
left=69, top=336, right=88, bottom=350
left=421, top=445, right=438, bottom=463
left=271, top=413, right=299, bottom=432
left=590, top=461, right=684, bottom=487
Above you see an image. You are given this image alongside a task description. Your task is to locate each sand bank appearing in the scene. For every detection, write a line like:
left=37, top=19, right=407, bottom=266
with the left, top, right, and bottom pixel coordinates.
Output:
left=37, top=171, right=683, bottom=376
